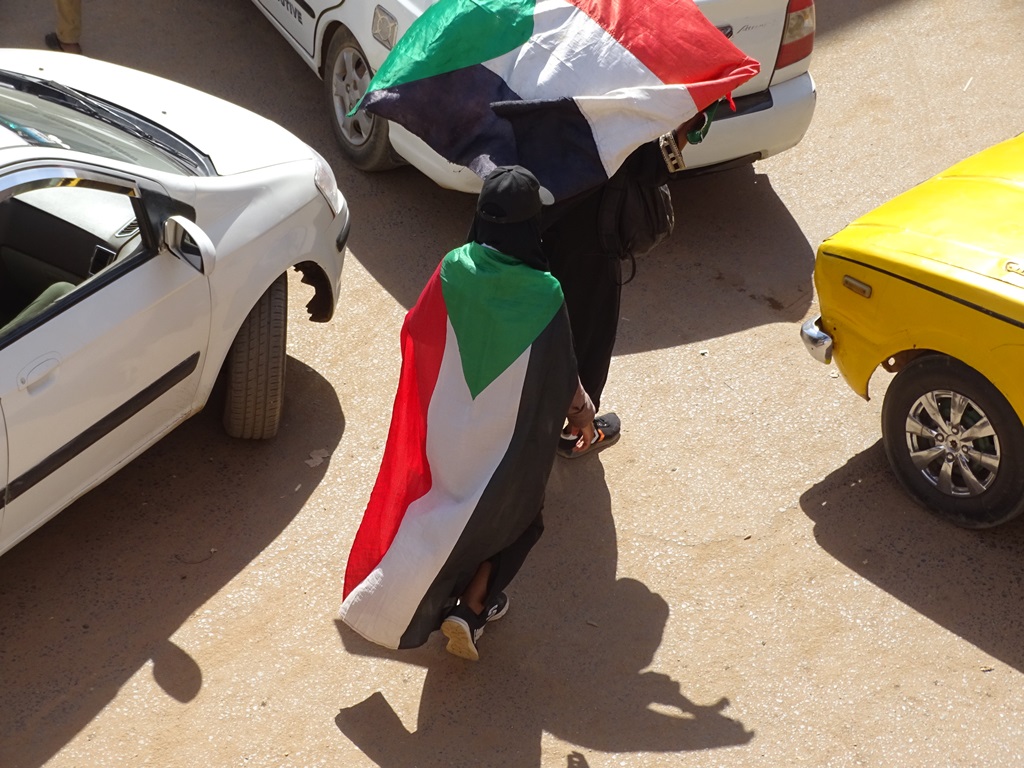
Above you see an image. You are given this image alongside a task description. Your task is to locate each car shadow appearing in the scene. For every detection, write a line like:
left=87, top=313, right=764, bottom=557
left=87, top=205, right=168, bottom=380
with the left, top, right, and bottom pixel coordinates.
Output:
left=815, top=0, right=915, bottom=37
left=0, top=358, right=345, bottom=768
left=333, top=459, right=754, bottom=767
left=343, top=163, right=815, bottom=355
left=799, top=441, right=1024, bottom=673
left=616, top=165, right=814, bottom=354
left=338, top=164, right=478, bottom=309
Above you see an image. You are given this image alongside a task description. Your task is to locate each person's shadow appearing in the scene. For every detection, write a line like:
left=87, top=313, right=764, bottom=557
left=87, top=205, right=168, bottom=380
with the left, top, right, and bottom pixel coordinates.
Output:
left=335, top=459, right=753, bottom=766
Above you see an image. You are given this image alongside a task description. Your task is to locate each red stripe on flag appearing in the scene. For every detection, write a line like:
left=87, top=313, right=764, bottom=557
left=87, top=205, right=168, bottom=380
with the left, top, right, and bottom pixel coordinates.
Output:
left=343, top=267, right=448, bottom=598
left=565, top=0, right=760, bottom=110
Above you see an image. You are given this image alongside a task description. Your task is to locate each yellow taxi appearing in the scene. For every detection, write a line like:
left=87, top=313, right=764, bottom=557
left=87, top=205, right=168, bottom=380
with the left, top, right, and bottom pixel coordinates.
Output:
left=802, top=133, right=1024, bottom=528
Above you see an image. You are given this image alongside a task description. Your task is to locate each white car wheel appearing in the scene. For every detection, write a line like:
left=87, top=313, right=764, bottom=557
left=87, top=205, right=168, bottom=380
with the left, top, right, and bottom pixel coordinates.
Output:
left=222, top=274, right=287, bottom=440
left=324, top=28, right=403, bottom=171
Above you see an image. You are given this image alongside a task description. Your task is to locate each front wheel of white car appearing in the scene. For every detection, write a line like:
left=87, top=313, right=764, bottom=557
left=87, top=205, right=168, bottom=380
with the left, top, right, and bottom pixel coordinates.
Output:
left=324, top=28, right=403, bottom=171
left=223, top=274, right=287, bottom=440
left=881, top=354, right=1024, bottom=528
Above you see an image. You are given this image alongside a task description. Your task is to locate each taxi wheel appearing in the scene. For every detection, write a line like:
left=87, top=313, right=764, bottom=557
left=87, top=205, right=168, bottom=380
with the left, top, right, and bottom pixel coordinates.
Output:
left=881, top=354, right=1024, bottom=528
left=222, top=274, right=287, bottom=440
left=323, top=28, right=404, bottom=171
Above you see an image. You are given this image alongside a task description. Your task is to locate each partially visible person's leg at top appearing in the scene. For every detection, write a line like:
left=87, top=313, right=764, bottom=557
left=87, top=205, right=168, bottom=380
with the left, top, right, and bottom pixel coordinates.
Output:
left=50, top=0, right=83, bottom=53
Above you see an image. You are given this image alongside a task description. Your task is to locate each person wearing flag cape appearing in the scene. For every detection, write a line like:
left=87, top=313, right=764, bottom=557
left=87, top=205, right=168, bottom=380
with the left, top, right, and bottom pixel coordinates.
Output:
left=340, top=165, right=596, bottom=660
left=351, top=0, right=761, bottom=458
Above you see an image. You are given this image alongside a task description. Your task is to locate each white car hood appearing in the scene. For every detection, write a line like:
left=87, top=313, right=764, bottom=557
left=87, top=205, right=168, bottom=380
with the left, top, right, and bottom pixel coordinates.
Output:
left=0, top=49, right=312, bottom=175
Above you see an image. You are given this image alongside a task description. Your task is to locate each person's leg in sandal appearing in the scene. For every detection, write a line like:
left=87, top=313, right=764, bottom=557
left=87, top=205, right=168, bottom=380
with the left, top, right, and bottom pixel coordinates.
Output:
left=558, top=412, right=621, bottom=459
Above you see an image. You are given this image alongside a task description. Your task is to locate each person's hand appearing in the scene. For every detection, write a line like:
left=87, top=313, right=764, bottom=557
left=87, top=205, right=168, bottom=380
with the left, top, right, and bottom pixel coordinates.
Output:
left=675, top=112, right=706, bottom=144
left=574, top=421, right=596, bottom=453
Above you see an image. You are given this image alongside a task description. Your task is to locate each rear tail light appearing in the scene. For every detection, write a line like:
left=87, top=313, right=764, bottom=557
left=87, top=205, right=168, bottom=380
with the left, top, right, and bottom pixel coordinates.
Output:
left=775, top=0, right=815, bottom=70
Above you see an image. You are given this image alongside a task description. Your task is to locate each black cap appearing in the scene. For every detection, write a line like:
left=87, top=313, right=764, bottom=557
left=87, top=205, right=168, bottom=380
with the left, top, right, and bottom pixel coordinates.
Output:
left=476, top=165, right=555, bottom=223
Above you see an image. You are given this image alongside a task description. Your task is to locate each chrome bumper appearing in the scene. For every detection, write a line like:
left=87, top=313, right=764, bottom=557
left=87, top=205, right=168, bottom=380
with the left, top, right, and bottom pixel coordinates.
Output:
left=801, top=315, right=833, bottom=365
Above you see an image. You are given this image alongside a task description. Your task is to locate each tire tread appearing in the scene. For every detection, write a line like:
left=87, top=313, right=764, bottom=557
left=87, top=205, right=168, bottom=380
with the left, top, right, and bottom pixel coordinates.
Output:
left=223, top=274, right=288, bottom=440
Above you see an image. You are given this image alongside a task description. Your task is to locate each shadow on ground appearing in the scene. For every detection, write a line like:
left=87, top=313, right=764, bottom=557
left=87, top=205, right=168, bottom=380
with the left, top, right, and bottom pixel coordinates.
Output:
left=814, top=0, right=914, bottom=37
left=350, top=163, right=816, bottom=357
left=0, top=360, right=345, bottom=768
left=617, top=165, right=814, bottom=354
left=334, top=459, right=754, bottom=767
left=800, top=441, right=1024, bottom=672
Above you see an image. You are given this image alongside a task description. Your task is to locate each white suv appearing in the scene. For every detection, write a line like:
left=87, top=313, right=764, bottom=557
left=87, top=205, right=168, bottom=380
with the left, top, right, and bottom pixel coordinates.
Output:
left=251, top=0, right=816, bottom=192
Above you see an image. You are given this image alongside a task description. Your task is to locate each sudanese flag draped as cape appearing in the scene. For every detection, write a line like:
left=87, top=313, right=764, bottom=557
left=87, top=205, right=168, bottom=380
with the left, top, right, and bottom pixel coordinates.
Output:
left=340, top=242, right=577, bottom=649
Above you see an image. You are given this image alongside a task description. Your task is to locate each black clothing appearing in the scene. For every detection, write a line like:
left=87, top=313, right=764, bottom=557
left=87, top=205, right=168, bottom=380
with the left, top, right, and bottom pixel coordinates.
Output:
left=540, top=140, right=670, bottom=409
left=468, top=215, right=548, bottom=272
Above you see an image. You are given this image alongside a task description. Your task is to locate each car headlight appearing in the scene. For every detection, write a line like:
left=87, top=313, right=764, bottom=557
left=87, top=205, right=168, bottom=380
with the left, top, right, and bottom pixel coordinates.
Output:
left=311, top=148, right=343, bottom=216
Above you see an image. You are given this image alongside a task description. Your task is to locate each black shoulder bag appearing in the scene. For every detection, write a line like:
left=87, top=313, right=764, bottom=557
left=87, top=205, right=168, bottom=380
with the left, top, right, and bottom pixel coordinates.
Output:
left=598, top=174, right=674, bottom=284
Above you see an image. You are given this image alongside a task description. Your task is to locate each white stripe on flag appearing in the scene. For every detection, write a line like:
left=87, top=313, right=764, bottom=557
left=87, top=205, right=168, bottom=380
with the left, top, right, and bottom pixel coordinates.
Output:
left=483, top=0, right=697, bottom=178
left=578, top=85, right=697, bottom=176
left=340, top=320, right=530, bottom=648
left=488, top=0, right=657, bottom=97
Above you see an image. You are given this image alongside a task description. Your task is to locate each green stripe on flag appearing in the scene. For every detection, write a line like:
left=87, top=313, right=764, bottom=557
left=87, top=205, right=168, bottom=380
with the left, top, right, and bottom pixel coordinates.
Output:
left=366, top=0, right=536, bottom=96
left=441, top=243, right=564, bottom=400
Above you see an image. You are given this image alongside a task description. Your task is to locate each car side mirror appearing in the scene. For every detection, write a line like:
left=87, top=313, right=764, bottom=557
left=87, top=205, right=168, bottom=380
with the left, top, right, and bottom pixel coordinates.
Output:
left=164, top=215, right=216, bottom=275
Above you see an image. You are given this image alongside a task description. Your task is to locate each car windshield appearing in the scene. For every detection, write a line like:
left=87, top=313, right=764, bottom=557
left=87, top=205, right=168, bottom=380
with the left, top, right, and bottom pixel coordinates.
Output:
left=0, top=69, right=213, bottom=176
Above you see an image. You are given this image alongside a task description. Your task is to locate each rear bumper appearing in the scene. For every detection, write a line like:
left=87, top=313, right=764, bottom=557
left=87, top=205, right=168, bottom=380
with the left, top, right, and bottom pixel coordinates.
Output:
left=390, top=71, right=817, bottom=193
left=801, top=314, right=833, bottom=365
left=388, top=125, right=484, bottom=194
left=683, top=72, right=817, bottom=169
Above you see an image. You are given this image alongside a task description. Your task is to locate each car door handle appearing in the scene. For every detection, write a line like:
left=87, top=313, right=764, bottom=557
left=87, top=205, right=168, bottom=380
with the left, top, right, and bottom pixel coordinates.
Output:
left=18, top=353, right=61, bottom=392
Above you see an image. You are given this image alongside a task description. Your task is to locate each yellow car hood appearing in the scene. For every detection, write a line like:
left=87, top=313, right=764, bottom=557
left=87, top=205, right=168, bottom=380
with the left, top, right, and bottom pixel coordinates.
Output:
left=822, top=133, right=1024, bottom=290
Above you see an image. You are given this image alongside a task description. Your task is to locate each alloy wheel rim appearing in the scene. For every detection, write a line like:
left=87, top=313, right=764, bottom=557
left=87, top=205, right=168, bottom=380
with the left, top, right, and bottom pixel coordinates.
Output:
left=904, top=388, right=1000, bottom=497
left=331, top=45, right=375, bottom=147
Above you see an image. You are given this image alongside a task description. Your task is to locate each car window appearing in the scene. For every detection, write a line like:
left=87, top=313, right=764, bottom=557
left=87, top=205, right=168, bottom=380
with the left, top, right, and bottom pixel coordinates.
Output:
left=0, top=172, right=149, bottom=342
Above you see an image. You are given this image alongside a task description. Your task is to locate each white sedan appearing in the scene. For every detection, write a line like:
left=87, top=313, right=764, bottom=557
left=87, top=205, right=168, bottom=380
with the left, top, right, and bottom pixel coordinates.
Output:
left=0, top=49, right=350, bottom=557
left=250, top=0, right=817, bottom=192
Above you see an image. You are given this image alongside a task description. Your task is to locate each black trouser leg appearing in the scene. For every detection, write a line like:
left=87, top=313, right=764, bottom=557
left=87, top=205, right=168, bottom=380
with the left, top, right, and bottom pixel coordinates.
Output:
left=547, top=251, right=621, bottom=411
